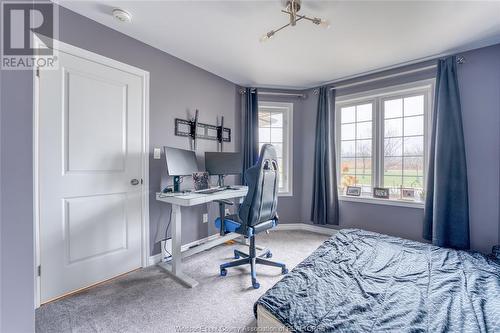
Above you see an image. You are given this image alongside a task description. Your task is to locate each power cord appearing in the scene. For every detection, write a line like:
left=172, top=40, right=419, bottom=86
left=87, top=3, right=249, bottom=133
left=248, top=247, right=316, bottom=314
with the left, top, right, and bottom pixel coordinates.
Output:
left=162, top=208, right=173, bottom=258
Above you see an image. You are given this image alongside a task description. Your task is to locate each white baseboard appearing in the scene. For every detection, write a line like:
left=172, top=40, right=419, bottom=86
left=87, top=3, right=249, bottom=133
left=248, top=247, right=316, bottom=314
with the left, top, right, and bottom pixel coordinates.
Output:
left=275, top=223, right=339, bottom=236
left=147, top=223, right=338, bottom=266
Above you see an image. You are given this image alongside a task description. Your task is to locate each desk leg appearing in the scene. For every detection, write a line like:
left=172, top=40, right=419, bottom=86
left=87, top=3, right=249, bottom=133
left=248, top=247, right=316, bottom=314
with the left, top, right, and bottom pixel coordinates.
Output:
left=158, top=204, right=199, bottom=288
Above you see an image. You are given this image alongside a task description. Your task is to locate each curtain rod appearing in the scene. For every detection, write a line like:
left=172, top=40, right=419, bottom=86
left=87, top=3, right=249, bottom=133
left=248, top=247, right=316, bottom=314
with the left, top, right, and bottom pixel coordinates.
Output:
left=239, top=89, right=307, bottom=99
left=308, top=55, right=466, bottom=94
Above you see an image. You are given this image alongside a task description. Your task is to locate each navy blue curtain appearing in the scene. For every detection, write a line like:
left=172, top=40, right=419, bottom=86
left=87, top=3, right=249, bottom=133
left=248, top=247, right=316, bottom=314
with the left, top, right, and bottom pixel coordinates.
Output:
left=242, top=88, right=259, bottom=184
left=311, top=87, right=339, bottom=225
left=423, top=56, right=469, bottom=249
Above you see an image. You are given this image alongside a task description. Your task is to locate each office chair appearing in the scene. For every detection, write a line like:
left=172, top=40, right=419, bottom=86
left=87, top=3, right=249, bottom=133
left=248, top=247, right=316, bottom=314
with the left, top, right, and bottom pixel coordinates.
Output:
left=214, top=144, right=288, bottom=289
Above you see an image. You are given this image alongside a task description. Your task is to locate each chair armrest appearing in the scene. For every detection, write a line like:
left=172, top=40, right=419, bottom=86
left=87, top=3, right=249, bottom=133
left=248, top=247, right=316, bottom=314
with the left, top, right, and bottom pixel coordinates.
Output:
left=214, top=199, right=234, bottom=206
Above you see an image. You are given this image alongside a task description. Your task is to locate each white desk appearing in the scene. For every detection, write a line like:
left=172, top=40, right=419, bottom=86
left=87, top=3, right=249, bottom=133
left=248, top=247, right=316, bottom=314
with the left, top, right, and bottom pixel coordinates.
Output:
left=155, top=186, right=248, bottom=287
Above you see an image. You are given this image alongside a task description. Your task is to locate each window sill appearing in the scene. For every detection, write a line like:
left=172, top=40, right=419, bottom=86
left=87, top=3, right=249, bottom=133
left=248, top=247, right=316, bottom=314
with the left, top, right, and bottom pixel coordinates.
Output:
left=338, top=195, right=424, bottom=209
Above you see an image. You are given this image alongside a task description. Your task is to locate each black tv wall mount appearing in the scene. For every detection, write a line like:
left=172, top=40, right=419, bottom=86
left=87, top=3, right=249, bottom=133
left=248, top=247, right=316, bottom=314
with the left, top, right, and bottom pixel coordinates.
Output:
left=174, top=110, right=231, bottom=147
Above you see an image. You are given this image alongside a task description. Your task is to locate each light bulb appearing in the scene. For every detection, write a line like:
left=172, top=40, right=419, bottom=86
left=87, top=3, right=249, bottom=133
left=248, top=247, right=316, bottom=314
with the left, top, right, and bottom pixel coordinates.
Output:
left=319, top=19, right=330, bottom=29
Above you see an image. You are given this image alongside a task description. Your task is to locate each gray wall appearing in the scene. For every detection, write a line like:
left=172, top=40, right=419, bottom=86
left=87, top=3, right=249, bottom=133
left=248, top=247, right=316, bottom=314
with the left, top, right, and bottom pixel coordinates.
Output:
left=1, top=5, right=239, bottom=331
left=56, top=7, right=240, bottom=255
left=459, top=44, right=500, bottom=253
left=0, top=55, right=36, bottom=333
left=295, top=43, right=500, bottom=253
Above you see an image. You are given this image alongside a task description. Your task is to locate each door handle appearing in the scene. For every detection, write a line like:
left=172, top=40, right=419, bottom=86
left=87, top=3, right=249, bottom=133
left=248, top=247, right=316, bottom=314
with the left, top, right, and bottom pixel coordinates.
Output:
left=130, top=179, right=140, bottom=186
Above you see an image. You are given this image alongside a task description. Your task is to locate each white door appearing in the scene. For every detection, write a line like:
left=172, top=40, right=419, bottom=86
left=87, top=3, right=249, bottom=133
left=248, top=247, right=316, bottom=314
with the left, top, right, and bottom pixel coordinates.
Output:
left=38, top=47, right=145, bottom=303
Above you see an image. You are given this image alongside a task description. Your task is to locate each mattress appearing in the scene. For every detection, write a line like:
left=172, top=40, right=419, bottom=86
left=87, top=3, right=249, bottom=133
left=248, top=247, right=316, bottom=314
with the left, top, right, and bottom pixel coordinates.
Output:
left=255, top=229, right=500, bottom=332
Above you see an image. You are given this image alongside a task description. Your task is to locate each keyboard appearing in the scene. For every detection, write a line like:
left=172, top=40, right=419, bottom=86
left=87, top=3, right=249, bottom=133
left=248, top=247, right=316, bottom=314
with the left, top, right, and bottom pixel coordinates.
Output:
left=194, top=187, right=226, bottom=194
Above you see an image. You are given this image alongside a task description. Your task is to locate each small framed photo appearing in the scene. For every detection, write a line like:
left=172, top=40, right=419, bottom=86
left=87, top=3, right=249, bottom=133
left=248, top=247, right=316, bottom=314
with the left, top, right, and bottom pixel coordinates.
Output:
left=373, top=187, right=390, bottom=199
left=346, top=186, right=361, bottom=196
left=401, top=188, right=415, bottom=200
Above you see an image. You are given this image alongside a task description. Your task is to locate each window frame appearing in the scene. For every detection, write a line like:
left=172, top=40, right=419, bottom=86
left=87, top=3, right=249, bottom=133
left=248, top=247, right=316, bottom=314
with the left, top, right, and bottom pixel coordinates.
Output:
left=335, top=79, right=435, bottom=207
left=258, top=101, right=294, bottom=197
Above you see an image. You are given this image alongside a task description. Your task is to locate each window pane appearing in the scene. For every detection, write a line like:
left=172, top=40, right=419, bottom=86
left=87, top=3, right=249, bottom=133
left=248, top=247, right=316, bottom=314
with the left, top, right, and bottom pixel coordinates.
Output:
left=277, top=158, right=284, bottom=187
left=259, top=128, right=270, bottom=142
left=259, top=112, right=271, bottom=128
left=403, top=157, right=424, bottom=178
left=389, top=187, right=401, bottom=199
left=384, top=175, right=403, bottom=188
left=357, top=104, right=372, bottom=121
left=385, top=98, right=403, bottom=118
left=341, top=140, right=356, bottom=157
left=404, top=136, right=424, bottom=156
left=384, top=138, right=403, bottom=156
left=404, top=115, right=424, bottom=136
left=385, top=118, right=403, bottom=137
left=341, top=174, right=358, bottom=188
left=270, top=111, right=283, bottom=127
left=341, top=106, right=355, bottom=123
left=356, top=121, right=372, bottom=139
left=355, top=174, right=372, bottom=187
left=340, top=158, right=355, bottom=174
left=355, top=157, right=372, bottom=175
left=404, top=95, right=424, bottom=117
left=259, top=104, right=292, bottom=194
left=341, top=124, right=355, bottom=140
left=402, top=176, right=423, bottom=189
left=270, top=128, right=283, bottom=142
left=356, top=139, right=372, bottom=157
left=273, top=143, right=283, bottom=158
left=384, top=157, right=403, bottom=175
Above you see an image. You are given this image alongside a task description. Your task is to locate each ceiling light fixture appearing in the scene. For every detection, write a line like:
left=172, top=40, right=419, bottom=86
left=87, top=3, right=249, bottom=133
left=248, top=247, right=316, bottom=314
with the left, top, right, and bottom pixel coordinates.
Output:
left=112, top=8, right=132, bottom=23
left=260, top=0, right=330, bottom=42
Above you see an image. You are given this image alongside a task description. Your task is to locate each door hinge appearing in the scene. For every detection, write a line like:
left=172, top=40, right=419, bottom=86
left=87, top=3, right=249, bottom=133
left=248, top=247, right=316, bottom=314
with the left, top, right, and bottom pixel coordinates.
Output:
left=36, top=67, right=40, bottom=77
left=37, top=265, right=41, bottom=277
left=141, top=178, right=143, bottom=185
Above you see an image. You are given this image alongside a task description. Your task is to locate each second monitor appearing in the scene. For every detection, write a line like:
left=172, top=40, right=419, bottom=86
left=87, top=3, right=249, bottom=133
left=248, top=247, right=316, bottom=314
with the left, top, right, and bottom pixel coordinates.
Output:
left=205, top=152, right=242, bottom=187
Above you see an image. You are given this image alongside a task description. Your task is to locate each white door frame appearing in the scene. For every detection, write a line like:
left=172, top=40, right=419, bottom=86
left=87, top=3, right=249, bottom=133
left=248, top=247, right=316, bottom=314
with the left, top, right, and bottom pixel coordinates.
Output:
left=33, top=39, right=150, bottom=308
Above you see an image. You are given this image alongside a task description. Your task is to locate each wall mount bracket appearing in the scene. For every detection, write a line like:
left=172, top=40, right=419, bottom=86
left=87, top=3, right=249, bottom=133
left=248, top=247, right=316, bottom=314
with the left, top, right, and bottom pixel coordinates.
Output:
left=174, top=112, right=231, bottom=147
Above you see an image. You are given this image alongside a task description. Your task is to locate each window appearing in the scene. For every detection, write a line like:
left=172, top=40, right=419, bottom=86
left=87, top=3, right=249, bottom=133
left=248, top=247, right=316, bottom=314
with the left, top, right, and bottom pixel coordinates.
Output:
left=339, top=103, right=374, bottom=195
left=258, top=102, right=293, bottom=196
left=336, top=81, right=433, bottom=203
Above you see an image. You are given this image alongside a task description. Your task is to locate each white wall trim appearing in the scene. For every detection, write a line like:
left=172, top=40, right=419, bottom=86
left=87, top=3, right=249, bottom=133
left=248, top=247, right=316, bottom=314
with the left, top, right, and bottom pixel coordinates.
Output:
left=33, top=39, right=150, bottom=308
left=147, top=223, right=338, bottom=265
left=275, top=223, right=339, bottom=235
left=339, top=195, right=424, bottom=209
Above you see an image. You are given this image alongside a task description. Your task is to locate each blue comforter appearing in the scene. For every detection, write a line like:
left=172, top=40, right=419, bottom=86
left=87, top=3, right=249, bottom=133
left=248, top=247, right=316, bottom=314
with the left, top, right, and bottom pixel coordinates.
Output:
left=255, top=229, right=500, bottom=332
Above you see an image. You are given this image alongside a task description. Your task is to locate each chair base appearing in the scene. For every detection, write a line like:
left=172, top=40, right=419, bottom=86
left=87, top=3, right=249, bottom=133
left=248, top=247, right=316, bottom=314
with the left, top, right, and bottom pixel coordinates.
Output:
left=220, top=244, right=288, bottom=289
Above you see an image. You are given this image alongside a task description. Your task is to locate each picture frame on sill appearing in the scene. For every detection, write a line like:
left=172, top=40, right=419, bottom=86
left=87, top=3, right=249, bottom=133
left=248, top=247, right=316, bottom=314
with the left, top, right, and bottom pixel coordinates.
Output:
left=373, top=187, right=390, bottom=199
left=401, top=188, right=416, bottom=200
left=346, top=186, right=361, bottom=196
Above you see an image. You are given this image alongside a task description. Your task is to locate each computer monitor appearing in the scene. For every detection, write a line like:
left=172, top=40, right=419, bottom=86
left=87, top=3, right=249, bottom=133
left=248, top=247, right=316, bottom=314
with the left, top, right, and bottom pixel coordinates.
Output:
left=164, top=146, right=199, bottom=192
left=205, top=152, right=242, bottom=186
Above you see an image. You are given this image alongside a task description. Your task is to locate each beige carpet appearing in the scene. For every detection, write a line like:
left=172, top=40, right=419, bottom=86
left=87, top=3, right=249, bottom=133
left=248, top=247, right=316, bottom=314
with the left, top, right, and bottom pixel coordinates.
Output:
left=36, top=230, right=330, bottom=333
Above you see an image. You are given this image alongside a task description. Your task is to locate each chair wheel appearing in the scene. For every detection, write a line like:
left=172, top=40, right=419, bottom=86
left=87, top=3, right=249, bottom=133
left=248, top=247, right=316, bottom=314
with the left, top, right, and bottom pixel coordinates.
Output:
left=282, top=268, right=289, bottom=275
left=266, top=252, right=273, bottom=258
left=220, top=268, right=227, bottom=276
left=252, top=282, right=260, bottom=289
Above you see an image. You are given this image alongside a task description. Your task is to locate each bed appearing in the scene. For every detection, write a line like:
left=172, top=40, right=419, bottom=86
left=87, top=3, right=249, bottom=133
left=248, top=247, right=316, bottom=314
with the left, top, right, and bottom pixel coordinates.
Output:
left=254, top=229, right=500, bottom=332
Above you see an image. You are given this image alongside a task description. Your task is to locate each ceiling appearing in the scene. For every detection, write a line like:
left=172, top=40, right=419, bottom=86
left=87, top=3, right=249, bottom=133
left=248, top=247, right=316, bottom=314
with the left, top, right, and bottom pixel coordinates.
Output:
left=57, top=1, right=500, bottom=89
